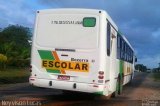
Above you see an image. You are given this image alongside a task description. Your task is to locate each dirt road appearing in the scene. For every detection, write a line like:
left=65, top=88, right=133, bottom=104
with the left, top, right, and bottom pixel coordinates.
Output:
left=0, top=72, right=160, bottom=106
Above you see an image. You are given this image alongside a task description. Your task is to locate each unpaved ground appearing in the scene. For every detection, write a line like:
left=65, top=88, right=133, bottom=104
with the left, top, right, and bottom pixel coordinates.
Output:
left=0, top=72, right=160, bottom=106
left=117, top=72, right=160, bottom=100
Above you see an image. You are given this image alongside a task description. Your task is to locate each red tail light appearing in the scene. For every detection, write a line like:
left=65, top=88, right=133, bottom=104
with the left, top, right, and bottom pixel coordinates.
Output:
left=98, top=75, right=104, bottom=79
left=99, top=71, right=104, bottom=75
left=98, top=71, right=104, bottom=79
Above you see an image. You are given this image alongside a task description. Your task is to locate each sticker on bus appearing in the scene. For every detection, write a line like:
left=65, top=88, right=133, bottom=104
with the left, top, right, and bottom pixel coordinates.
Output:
left=42, top=60, right=89, bottom=72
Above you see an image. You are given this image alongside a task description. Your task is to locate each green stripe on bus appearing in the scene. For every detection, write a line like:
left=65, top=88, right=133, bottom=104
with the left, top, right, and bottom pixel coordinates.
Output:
left=38, top=50, right=54, bottom=60
left=47, top=69, right=60, bottom=74
left=38, top=50, right=61, bottom=73
left=94, top=91, right=103, bottom=95
left=120, top=60, right=124, bottom=79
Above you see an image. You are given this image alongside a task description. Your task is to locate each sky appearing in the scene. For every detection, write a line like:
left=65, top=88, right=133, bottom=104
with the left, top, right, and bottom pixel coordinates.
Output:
left=0, top=0, right=160, bottom=68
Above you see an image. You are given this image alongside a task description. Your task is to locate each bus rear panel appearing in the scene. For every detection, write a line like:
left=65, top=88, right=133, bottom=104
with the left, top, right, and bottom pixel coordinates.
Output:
left=30, top=9, right=106, bottom=94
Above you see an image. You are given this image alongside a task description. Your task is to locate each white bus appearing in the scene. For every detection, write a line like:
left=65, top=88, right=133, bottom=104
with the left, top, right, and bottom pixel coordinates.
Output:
left=29, top=9, right=136, bottom=97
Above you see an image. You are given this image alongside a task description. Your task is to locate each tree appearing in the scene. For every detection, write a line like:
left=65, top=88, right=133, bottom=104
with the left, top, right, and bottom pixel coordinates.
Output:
left=0, top=25, right=32, bottom=68
left=0, top=54, right=7, bottom=69
left=2, top=25, right=31, bottom=48
left=135, top=64, right=147, bottom=72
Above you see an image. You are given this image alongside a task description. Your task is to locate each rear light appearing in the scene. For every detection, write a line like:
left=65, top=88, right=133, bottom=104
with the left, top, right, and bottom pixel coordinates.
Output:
left=99, top=71, right=104, bottom=75
left=98, top=71, right=104, bottom=80
left=29, top=65, right=32, bottom=72
left=98, top=75, right=104, bottom=79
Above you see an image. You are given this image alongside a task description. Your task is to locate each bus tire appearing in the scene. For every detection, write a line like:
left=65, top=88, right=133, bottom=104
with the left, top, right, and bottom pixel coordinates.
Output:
left=112, top=79, right=119, bottom=97
left=118, top=77, right=123, bottom=95
left=128, top=74, right=133, bottom=85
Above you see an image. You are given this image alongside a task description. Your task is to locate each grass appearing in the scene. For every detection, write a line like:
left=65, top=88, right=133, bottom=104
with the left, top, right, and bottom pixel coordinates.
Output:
left=152, top=72, right=160, bottom=81
left=0, top=68, right=30, bottom=84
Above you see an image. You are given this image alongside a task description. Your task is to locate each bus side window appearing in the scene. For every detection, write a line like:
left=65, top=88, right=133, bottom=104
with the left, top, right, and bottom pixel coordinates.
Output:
left=107, top=22, right=111, bottom=56
left=120, top=37, right=122, bottom=59
left=117, top=35, right=120, bottom=59
left=131, top=50, right=133, bottom=63
left=124, top=42, right=126, bottom=61
left=127, top=46, right=129, bottom=62
left=129, top=49, right=131, bottom=63
left=120, top=38, right=123, bottom=59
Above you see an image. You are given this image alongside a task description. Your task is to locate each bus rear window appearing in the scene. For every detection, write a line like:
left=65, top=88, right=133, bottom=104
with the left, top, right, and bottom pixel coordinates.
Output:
left=36, top=14, right=99, bottom=49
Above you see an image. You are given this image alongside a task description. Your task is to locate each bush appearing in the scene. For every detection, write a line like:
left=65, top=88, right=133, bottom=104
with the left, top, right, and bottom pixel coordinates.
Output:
left=7, top=58, right=30, bottom=67
left=0, top=54, right=7, bottom=69
left=0, top=25, right=31, bottom=68
left=0, top=68, right=30, bottom=84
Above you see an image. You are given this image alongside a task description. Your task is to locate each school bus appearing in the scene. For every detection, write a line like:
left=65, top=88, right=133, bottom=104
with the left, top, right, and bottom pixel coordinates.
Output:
left=29, top=9, right=136, bottom=97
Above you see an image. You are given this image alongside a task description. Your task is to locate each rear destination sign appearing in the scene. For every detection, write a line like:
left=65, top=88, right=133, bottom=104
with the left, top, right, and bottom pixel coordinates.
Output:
left=51, top=20, right=82, bottom=25
left=42, top=60, right=89, bottom=72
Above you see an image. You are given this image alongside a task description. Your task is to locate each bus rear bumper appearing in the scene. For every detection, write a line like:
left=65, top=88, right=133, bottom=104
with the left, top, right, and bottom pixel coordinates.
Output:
left=29, top=77, right=104, bottom=94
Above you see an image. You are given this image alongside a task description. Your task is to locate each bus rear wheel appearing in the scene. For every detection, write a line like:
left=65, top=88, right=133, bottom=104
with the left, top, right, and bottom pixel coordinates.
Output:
left=112, top=79, right=119, bottom=97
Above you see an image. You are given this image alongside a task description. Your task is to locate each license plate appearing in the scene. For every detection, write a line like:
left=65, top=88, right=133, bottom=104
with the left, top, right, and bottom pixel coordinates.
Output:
left=57, top=75, right=70, bottom=80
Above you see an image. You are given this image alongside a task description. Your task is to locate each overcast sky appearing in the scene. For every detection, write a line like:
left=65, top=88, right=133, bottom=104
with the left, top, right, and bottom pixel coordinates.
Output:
left=0, top=0, right=160, bottom=68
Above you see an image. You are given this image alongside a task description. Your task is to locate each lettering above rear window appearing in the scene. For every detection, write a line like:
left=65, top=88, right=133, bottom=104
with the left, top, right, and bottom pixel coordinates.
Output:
left=51, top=20, right=82, bottom=25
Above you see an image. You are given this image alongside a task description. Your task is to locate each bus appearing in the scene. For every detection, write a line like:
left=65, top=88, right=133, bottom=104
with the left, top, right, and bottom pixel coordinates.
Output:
left=29, top=9, right=136, bottom=97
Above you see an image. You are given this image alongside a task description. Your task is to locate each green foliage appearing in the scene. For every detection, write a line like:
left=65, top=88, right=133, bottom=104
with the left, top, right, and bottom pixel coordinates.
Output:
left=0, top=68, right=30, bottom=84
left=135, top=64, right=147, bottom=72
left=0, top=54, right=7, bottom=69
left=0, top=54, right=7, bottom=62
left=152, top=73, right=160, bottom=81
left=0, top=25, right=31, bottom=68
left=152, top=67, right=160, bottom=73
left=1, top=25, right=31, bottom=47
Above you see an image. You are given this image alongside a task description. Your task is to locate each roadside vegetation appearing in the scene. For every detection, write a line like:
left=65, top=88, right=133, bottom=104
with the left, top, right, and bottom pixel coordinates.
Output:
left=0, top=68, right=30, bottom=84
left=135, top=64, right=147, bottom=72
left=0, top=25, right=31, bottom=84
left=152, top=72, right=160, bottom=81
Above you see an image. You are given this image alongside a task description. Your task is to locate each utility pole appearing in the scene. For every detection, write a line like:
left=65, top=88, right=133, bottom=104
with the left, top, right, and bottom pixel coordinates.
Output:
left=159, top=63, right=160, bottom=68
